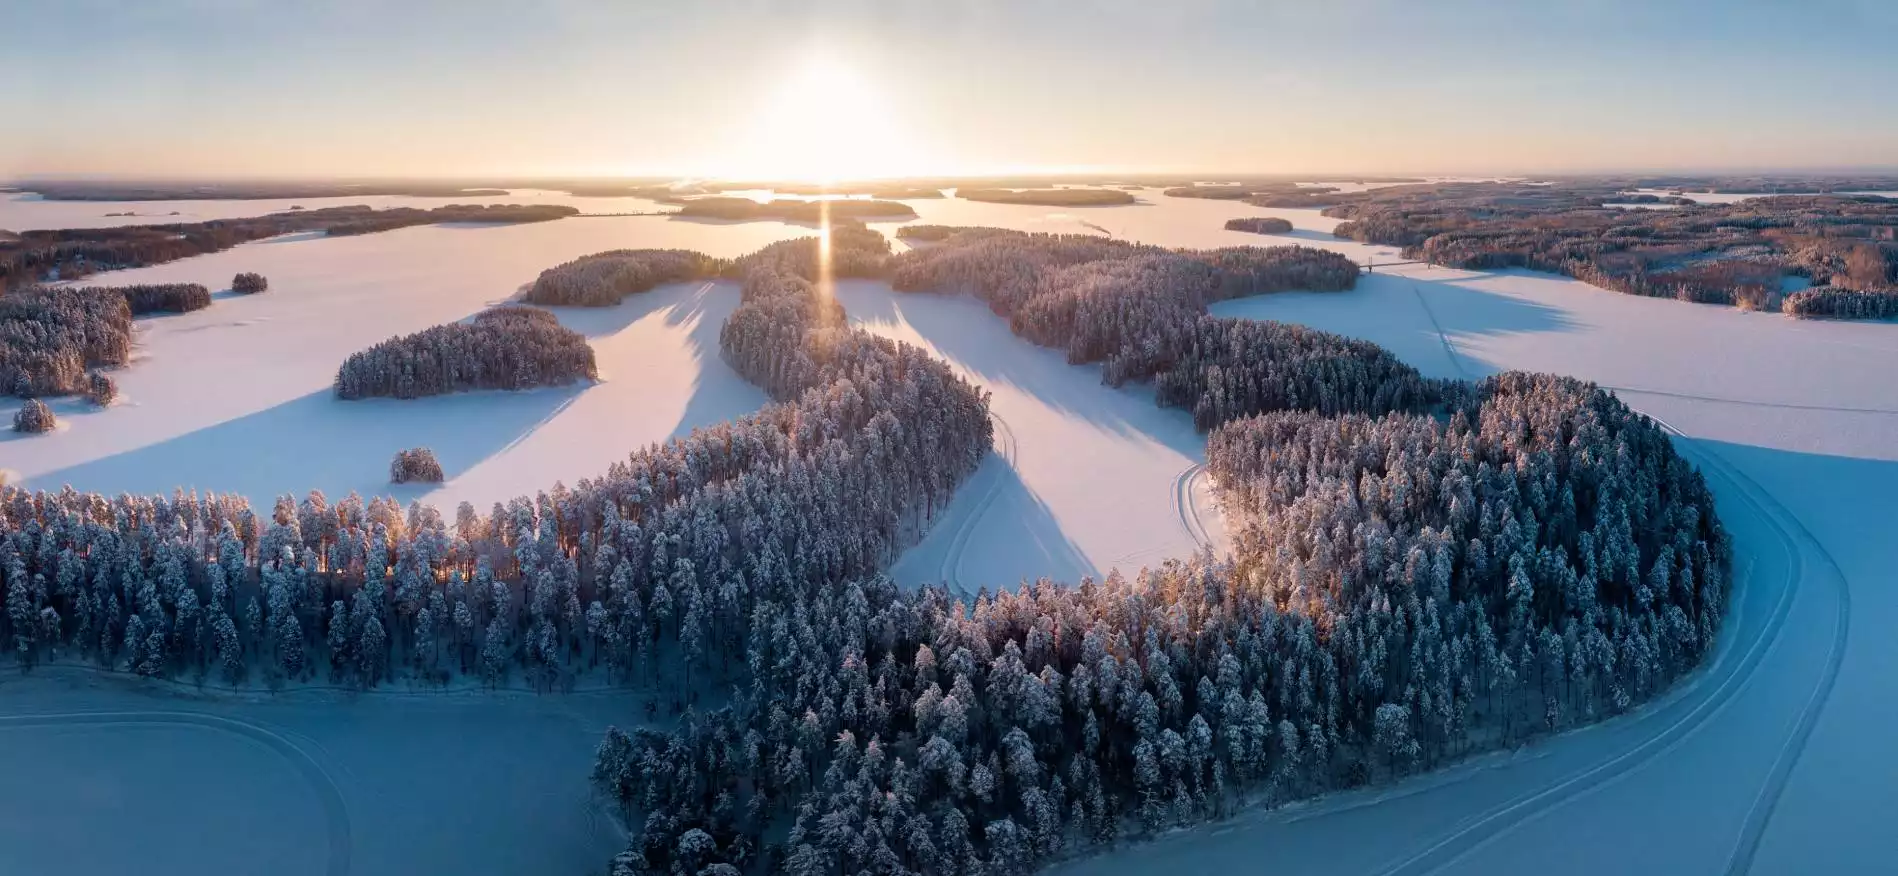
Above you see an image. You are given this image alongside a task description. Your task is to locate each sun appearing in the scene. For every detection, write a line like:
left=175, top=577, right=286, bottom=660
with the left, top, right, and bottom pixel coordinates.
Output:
left=721, top=58, right=925, bottom=183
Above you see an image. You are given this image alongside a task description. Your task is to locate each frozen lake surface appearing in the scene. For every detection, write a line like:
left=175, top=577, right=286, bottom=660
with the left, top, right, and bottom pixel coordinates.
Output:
left=0, top=671, right=640, bottom=876
left=4, top=187, right=1897, bottom=874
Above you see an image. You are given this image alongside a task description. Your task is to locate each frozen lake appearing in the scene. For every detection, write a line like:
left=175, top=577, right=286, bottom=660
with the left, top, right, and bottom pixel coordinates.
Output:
left=0, top=671, right=640, bottom=876
left=4, top=186, right=1897, bottom=874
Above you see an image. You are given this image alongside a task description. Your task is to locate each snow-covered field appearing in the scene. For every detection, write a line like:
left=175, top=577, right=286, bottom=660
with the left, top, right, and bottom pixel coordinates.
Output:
left=6, top=189, right=1897, bottom=874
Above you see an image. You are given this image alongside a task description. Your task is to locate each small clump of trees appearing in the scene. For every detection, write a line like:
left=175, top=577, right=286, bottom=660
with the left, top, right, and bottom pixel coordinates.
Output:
left=389, top=448, right=445, bottom=484
left=12, top=398, right=55, bottom=433
left=334, top=305, right=598, bottom=400
left=522, top=249, right=723, bottom=307
left=231, top=272, right=269, bottom=294
left=1224, top=216, right=1294, bottom=234
left=87, top=372, right=116, bottom=406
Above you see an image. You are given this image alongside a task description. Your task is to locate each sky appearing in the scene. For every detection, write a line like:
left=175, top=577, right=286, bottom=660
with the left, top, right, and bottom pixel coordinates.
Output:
left=5, top=0, right=1898, bottom=180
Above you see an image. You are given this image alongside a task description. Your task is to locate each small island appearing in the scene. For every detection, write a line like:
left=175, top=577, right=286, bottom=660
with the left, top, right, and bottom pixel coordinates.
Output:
left=334, top=305, right=597, bottom=400
left=674, top=197, right=918, bottom=222
left=523, top=249, right=723, bottom=307
left=1224, top=216, right=1294, bottom=234
left=956, top=187, right=1136, bottom=206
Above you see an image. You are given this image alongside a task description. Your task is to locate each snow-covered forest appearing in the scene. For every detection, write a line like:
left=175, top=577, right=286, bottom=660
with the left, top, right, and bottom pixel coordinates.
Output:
left=333, top=305, right=599, bottom=400
left=1781, top=285, right=1898, bottom=319
left=1222, top=217, right=1294, bottom=235
left=105, top=283, right=212, bottom=315
left=1, top=285, right=130, bottom=397
left=522, top=249, right=725, bottom=307
left=0, top=226, right=1726, bottom=876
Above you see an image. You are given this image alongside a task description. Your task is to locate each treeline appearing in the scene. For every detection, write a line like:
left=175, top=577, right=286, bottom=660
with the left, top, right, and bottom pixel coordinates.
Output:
left=1224, top=217, right=1294, bottom=235
left=14, top=180, right=512, bottom=201
left=1, top=286, right=131, bottom=397
left=522, top=250, right=724, bottom=307
left=1, top=203, right=578, bottom=293
left=334, top=306, right=598, bottom=400
left=1325, top=183, right=1898, bottom=314
left=65, top=283, right=213, bottom=315
left=1781, top=286, right=1898, bottom=320
left=320, top=204, right=577, bottom=237
left=1168, top=184, right=1339, bottom=202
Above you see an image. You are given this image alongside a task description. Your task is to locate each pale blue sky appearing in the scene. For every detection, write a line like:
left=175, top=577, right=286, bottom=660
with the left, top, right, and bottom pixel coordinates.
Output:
left=5, top=0, right=1896, bottom=178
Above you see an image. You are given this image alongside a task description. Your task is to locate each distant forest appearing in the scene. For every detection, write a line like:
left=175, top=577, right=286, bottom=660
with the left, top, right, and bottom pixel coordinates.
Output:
left=1321, top=182, right=1898, bottom=317
left=957, top=189, right=1136, bottom=207
left=0, top=203, right=576, bottom=294
left=14, top=181, right=513, bottom=201
left=674, top=197, right=919, bottom=222
left=0, top=222, right=1726, bottom=876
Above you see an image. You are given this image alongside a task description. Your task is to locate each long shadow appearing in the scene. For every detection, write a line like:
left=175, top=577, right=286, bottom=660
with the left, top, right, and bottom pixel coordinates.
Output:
left=1259, top=227, right=1351, bottom=245
left=834, top=280, right=1208, bottom=458
left=30, top=383, right=590, bottom=505
left=890, top=449, right=1095, bottom=593
left=524, top=279, right=763, bottom=445
left=652, top=281, right=765, bottom=441
left=1210, top=270, right=1581, bottom=381
left=29, top=288, right=736, bottom=506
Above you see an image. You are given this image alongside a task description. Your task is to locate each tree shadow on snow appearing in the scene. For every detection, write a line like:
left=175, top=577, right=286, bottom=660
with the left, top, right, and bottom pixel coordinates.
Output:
left=1211, top=270, right=1581, bottom=381
left=890, top=447, right=1095, bottom=595
left=32, top=382, right=591, bottom=506
left=834, top=280, right=1209, bottom=460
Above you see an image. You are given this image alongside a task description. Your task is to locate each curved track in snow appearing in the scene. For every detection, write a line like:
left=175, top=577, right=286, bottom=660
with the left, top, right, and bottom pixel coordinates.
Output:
left=1171, top=462, right=1216, bottom=552
left=1057, top=417, right=1848, bottom=876
left=0, top=709, right=354, bottom=876
left=936, top=411, right=1018, bottom=595
left=1371, top=427, right=1849, bottom=876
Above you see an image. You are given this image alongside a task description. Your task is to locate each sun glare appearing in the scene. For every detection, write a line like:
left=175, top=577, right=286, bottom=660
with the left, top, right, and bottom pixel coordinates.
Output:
left=722, top=58, right=925, bottom=183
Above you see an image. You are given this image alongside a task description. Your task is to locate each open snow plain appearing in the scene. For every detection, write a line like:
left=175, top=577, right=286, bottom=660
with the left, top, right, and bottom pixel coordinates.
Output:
left=5, top=187, right=1895, bottom=874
